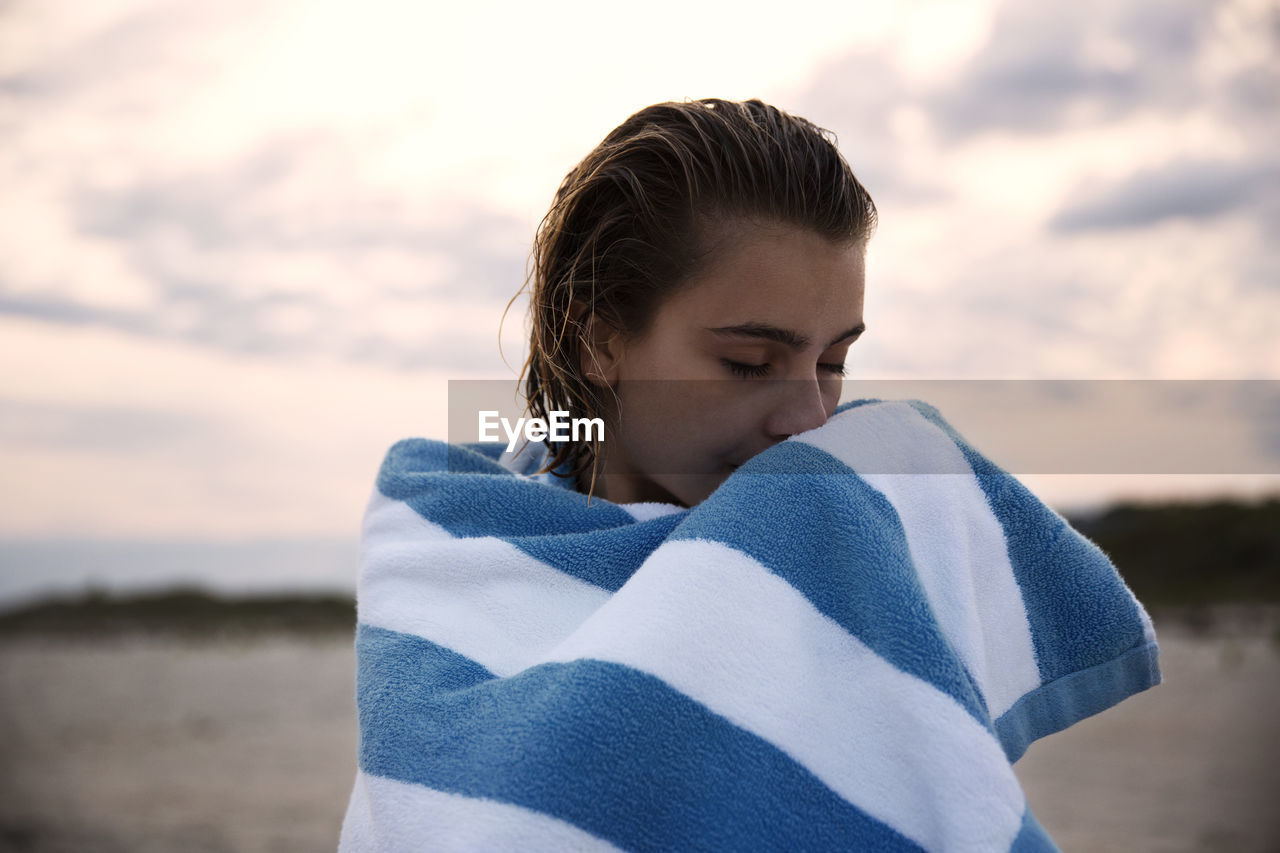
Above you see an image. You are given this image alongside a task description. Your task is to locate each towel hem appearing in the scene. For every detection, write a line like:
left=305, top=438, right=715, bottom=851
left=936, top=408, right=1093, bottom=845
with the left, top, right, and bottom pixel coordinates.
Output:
left=996, top=640, right=1161, bottom=763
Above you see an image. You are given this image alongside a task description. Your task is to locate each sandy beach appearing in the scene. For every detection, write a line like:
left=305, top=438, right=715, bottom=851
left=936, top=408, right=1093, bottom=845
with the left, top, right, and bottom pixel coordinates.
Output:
left=1, top=614, right=1277, bottom=852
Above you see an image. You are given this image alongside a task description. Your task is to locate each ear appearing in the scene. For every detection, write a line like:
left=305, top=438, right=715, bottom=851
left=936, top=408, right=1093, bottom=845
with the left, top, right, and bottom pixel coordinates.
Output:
left=571, top=301, right=624, bottom=387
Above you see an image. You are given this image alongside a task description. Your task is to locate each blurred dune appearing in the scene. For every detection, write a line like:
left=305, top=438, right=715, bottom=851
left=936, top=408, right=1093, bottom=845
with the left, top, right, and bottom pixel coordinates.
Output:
left=0, top=496, right=1277, bottom=851
left=0, top=614, right=1276, bottom=852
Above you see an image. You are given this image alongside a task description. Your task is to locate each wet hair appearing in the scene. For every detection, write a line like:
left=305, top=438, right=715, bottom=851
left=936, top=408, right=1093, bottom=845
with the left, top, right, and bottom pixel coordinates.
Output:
left=505, top=97, right=877, bottom=497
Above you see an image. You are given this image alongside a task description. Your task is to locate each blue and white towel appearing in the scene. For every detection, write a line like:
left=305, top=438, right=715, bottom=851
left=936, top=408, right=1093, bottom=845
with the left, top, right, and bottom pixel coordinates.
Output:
left=339, top=398, right=1161, bottom=852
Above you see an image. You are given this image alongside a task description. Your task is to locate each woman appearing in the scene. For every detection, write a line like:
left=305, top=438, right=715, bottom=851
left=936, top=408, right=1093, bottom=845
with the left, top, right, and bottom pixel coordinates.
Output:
left=515, top=98, right=874, bottom=507
left=340, top=99, right=1160, bottom=852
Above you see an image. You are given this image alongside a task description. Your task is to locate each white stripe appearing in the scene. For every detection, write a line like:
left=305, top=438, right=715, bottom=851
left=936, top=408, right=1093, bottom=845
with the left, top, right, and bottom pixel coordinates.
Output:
left=339, top=770, right=624, bottom=853
left=617, top=501, right=687, bottom=521
left=501, top=439, right=686, bottom=519
left=499, top=437, right=546, bottom=475
left=360, top=488, right=454, bottom=545
left=797, top=401, right=1042, bottom=717
left=541, top=538, right=1028, bottom=853
left=359, top=492, right=611, bottom=676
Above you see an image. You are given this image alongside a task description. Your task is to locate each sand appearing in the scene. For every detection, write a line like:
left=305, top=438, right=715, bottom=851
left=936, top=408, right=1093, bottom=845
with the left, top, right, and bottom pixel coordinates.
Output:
left=0, top=636, right=356, bottom=852
left=1, top=617, right=1277, bottom=852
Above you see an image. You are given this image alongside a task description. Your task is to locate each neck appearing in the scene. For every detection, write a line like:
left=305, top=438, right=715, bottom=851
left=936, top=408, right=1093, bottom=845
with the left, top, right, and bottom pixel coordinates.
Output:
left=575, top=460, right=687, bottom=507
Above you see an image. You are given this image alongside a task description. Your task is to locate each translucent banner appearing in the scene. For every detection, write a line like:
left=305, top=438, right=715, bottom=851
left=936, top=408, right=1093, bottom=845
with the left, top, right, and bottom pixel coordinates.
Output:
left=448, top=379, right=1280, bottom=475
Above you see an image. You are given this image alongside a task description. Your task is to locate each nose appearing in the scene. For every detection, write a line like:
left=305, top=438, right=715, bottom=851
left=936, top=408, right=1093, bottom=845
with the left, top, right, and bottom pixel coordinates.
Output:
left=763, top=377, right=831, bottom=441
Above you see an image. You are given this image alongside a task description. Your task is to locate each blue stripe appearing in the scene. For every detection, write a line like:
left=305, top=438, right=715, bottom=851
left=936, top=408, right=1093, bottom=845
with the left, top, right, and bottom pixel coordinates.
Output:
left=356, top=621, right=494, bottom=693
left=834, top=397, right=884, bottom=416
left=903, top=399, right=1152, bottom=686
left=460, top=440, right=584, bottom=492
left=996, top=640, right=1161, bottom=763
left=355, top=623, right=925, bottom=853
left=377, top=439, right=689, bottom=590
left=1010, top=804, right=1062, bottom=852
left=379, top=439, right=633, bottom=533
left=671, top=440, right=991, bottom=725
left=511, top=519, right=686, bottom=591
left=461, top=440, right=508, bottom=462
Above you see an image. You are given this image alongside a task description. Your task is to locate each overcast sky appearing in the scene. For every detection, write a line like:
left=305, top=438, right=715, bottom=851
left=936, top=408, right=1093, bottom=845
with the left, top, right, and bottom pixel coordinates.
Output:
left=2, top=0, right=1278, bottom=542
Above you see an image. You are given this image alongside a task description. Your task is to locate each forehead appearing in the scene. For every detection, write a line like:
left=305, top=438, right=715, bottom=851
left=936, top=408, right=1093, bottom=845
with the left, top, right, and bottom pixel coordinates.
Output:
left=664, top=221, right=866, bottom=333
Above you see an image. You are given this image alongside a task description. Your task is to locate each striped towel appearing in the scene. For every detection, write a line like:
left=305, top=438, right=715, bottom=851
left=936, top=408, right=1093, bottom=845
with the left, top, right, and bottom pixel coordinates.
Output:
left=339, top=398, right=1161, bottom=852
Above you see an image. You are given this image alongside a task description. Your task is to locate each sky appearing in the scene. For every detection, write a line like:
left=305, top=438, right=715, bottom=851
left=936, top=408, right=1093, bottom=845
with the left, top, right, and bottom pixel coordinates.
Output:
left=1, top=0, right=1278, bottom=564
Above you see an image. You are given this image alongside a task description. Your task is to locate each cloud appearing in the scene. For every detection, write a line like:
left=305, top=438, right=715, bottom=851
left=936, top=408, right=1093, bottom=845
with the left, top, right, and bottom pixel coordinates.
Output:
left=788, top=48, right=951, bottom=209
left=1049, top=159, right=1280, bottom=233
left=0, top=128, right=532, bottom=372
left=0, top=282, right=512, bottom=373
left=0, top=397, right=234, bottom=455
left=0, top=0, right=535, bottom=376
left=0, top=2, right=253, bottom=102
left=794, top=0, right=1278, bottom=147
left=71, top=126, right=533, bottom=265
left=926, top=0, right=1218, bottom=137
left=4, top=0, right=1277, bottom=386
left=783, top=0, right=1280, bottom=379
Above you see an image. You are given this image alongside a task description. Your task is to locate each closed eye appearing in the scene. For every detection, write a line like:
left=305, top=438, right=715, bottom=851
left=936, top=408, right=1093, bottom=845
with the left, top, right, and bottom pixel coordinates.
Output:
left=820, top=362, right=847, bottom=377
left=721, top=358, right=770, bottom=378
left=722, top=359, right=847, bottom=379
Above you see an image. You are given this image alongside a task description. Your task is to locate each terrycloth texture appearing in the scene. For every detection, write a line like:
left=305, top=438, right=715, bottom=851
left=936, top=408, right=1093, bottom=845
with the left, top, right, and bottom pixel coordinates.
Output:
left=339, top=398, right=1161, bottom=853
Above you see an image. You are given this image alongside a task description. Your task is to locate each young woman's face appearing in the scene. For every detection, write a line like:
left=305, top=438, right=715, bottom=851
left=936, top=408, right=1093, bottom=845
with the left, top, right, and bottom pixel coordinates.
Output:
left=581, top=219, right=867, bottom=507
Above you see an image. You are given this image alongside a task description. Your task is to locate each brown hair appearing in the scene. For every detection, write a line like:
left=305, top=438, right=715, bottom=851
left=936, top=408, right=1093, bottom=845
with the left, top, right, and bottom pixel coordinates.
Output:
left=504, top=98, right=877, bottom=498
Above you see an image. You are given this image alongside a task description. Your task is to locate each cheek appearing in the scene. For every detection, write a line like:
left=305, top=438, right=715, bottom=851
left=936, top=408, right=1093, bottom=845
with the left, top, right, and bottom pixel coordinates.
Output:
left=612, top=386, right=681, bottom=455
left=616, top=385, right=738, bottom=473
left=823, top=380, right=843, bottom=412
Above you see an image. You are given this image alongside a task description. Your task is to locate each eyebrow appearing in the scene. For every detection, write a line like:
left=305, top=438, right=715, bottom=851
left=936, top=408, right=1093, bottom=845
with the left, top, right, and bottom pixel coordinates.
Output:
left=705, top=321, right=866, bottom=350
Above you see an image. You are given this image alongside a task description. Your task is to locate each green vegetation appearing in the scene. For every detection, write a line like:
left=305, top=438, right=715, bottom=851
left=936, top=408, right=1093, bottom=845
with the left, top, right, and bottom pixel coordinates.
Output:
left=0, top=497, right=1274, bottom=638
left=1066, top=497, right=1280, bottom=607
left=0, top=587, right=355, bottom=639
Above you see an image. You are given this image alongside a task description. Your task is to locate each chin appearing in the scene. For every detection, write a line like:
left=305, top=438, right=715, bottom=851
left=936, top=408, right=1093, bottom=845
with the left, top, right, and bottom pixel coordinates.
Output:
left=661, top=472, right=733, bottom=508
